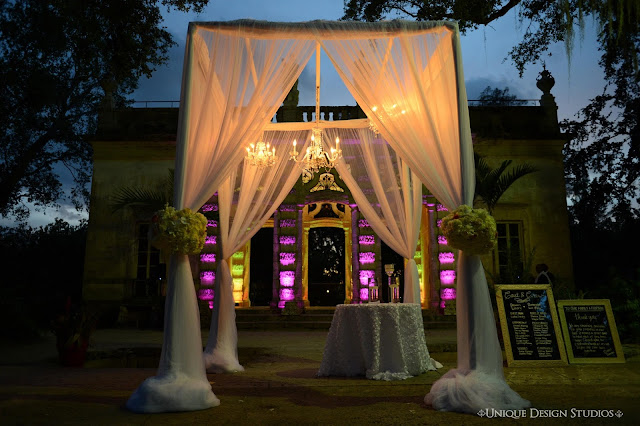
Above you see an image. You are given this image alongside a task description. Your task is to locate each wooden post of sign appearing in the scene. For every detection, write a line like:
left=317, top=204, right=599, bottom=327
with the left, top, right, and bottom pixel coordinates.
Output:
left=495, top=284, right=568, bottom=367
left=557, top=299, right=625, bottom=364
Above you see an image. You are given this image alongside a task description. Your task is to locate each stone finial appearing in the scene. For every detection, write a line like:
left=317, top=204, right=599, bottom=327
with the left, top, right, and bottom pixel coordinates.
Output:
left=283, top=80, right=299, bottom=107
left=536, top=65, right=557, bottom=109
left=100, top=78, right=117, bottom=111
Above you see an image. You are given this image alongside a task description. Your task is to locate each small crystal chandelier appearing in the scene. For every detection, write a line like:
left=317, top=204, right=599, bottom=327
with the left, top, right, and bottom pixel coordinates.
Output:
left=368, top=104, right=407, bottom=136
left=290, top=128, right=341, bottom=182
left=289, top=43, right=342, bottom=182
left=246, top=141, right=277, bottom=168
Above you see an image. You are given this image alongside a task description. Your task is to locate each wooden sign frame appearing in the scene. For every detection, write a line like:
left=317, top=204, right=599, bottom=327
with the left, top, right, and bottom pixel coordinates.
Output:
left=495, top=284, right=567, bottom=367
left=557, top=299, right=625, bottom=364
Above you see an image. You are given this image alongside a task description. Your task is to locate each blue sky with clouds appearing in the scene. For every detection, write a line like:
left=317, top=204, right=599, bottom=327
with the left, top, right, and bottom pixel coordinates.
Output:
left=4, top=0, right=603, bottom=228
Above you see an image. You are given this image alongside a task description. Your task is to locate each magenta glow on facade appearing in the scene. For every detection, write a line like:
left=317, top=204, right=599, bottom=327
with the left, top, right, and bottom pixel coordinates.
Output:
left=279, top=288, right=294, bottom=302
left=205, top=235, right=217, bottom=245
left=200, top=271, right=215, bottom=285
left=438, top=252, right=455, bottom=264
left=359, top=252, right=375, bottom=264
left=201, top=204, right=218, bottom=212
left=437, top=219, right=442, bottom=228
left=358, top=219, right=370, bottom=228
left=441, top=287, right=456, bottom=300
left=280, top=219, right=296, bottom=227
left=359, top=287, right=369, bottom=301
left=279, top=236, right=296, bottom=245
left=438, top=235, right=448, bottom=245
left=359, top=235, right=375, bottom=245
left=207, top=220, right=218, bottom=227
left=198, top=288, right=214, bottom=301
left=440, top=270, right=456, bottom=284
left=359, top=270, right=375, bottom=286
left=200, top=253, right=216, bottom=263
left=280, top=252, right=295, bottom=266
left=279, top=271, right=295, bottom=287
left=279, top=204, right=296, bottom=212
left=208, top=301, right=214, bottom=309
left=436, top=204, right=448, bottom=212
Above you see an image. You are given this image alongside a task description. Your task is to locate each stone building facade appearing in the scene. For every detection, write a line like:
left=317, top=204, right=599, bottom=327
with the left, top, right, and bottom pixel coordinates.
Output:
left=83, top=74, right=573, bottom=323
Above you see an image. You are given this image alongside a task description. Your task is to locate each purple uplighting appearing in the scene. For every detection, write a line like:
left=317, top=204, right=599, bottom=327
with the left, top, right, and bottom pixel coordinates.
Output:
left=207, top=220, right=218, bottom=227
left=200, top=253, right=216, bottom=263
left=205, top=235, right=217, bottom=245
left=279, top=204, right=296, bottom=212
left=359, top=270, right=375, bottom=286
left=280, top=252, right=295, bottom=265
left=359, top=287, right=369, bottom=301
left=438, top=252, right=455, bottom=264
left=440, top=270, right=456, bottom=284
left=279, top=288, right=294, bottom=302
left=358, top=219, right=370, bottom=228
left=198, top=288, right=214, bottom=301
left=200, top=271, right=215, bottom=285
left=359, top=252, right=375, bottom=264
left=436, top=204, right=448, bottom=212
left=438, top=235, right=448, bottom=245
left=359, top=235, right=375, bottom=245
left=441, top=287, right=457, bottom=300
left=279, top=236, right=296, bottom=245
left=437, top=219, right=442, bottom=228
left=279, top=271, right=295, bottom=287
left=280, top=219, right=296, bottom=227
left=201, top=204, right=218, bottom=212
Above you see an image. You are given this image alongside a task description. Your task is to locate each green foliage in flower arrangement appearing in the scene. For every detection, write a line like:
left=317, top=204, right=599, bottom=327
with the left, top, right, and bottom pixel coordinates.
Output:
left=149, top=205, right=207, bottom=255
left=440, top=205, right=497, bottom=255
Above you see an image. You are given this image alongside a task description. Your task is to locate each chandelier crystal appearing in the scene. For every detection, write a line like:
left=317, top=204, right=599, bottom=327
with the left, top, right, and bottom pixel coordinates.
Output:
left=246, top=141, right=277, bottom=168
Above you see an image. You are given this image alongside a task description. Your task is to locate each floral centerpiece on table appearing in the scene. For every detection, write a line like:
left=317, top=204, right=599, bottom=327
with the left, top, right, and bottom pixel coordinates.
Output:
left=149, top=204, right=207, bottom=255
left=440, top=205, right=497, bottom=255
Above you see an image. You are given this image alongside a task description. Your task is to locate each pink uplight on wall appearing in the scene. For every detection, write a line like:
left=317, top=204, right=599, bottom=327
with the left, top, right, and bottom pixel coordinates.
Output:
left=358, top=219, right=370, bottom=228
left=198, top=288, right=214, bottom=301
left=280, top=219, right=296, bottom=227
left=205, top=235, right=217, bottom=245
left=359, top=270, right=375, bottom=286
left=280, top=252, right=295, bottom=265
left=438, top=252, right=455, bottom=264
left=200, top=253, right=216, bottom=263
left=359, top=288, right=369, bottom=301
left=207, top=220, right=218, bottom=227
left=359, top=235, right=375, bottom=245
left=279, top=204, right=296, bottom=212
left=208, top=301, right=214, bottom=310
left=440, top=270, right=456, bottom=284
left=201, top=204, right=218, bottom=212
left=279, top=236, right=296, bottom=245
left=438, top=235, right=448, bottom=245
left=279, top=271, right=295, bottom=287
left=441, top=287, right=456, bottom=300
left=359, top=252, right=375, bottom=264
left=279, top=288, right=294, bottom=301
left=200, top=271, right=215, bottom=285
left=436, top=204, right=448, bottom=212
left=437, top=219, right=442, bottom=228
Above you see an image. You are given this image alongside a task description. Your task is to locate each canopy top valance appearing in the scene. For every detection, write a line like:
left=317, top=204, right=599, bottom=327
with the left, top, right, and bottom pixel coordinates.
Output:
left=189, top=19, right=456, bottom=39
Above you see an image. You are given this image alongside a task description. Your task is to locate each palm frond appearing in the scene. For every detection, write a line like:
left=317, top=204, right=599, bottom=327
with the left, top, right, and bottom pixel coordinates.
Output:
left=110, top=187, right=169, bottom=213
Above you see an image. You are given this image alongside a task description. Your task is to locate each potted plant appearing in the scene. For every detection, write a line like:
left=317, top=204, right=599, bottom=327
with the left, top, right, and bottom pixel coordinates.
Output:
left=51, top=298, right=97, bottom=367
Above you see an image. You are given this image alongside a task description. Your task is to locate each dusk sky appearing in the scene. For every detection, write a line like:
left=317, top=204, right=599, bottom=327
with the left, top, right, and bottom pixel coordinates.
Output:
left=6, top=0, right=604, bottom=228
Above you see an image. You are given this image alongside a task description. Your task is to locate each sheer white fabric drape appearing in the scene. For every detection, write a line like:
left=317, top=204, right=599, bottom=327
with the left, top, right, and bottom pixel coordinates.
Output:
left=203, top=130, right=310, bottom=372
left=326, top=127, right=422, bottom=303
left=127, top=22, right=314, bottom=413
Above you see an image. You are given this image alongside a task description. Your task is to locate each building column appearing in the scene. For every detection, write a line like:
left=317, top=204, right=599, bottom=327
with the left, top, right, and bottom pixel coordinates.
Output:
left=351, top=205, right=360, bottom=303
left=295, top=205, right=305, bottom=308
left=272, top=210, right=280, bottom=308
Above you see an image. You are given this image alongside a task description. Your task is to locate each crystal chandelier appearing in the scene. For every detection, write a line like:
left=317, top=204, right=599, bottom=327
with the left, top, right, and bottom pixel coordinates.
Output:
left=246, top=141, right=277, bottom=168
left=289, top=43, right=342, bottom=182
left=368, top=104, right=407, bottom=136
left=290, top=128, right=341, bottom=182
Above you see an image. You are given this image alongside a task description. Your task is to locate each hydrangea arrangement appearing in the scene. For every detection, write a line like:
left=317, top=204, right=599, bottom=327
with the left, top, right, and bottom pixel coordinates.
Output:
left=149, top=205, right=207, bottom=255
left=440, top=205, right=497, bottom=255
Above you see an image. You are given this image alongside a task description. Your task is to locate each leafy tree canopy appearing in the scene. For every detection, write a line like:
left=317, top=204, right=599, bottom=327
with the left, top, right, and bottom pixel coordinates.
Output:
left=343, top=0, right=640, bottom=227
left=0, top=0, right=209, bottom=222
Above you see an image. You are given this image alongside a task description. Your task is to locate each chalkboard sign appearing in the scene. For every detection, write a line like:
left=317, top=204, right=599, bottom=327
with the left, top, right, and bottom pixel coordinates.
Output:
left=557, top=299, right=625, bottom=364
left=495, top=285, right=567, bottom=367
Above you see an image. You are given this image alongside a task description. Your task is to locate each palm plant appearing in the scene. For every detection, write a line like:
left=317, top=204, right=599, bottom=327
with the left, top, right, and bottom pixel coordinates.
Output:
left=110, top=169, right=174, bottom=213
left=474, top=153, right=538, bottom=214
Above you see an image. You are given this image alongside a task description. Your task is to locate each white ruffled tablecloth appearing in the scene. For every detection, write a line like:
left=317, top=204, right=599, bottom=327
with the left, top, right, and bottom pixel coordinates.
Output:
left=318, top=303, right=442, bottom=380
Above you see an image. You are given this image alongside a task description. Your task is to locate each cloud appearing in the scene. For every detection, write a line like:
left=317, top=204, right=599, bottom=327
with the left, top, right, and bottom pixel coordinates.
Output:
left=465, top=76, right=539, bottom=101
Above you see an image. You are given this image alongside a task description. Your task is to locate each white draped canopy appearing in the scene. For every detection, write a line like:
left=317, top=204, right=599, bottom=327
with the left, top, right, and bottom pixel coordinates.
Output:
left=126, top=19, right=529, bottom=415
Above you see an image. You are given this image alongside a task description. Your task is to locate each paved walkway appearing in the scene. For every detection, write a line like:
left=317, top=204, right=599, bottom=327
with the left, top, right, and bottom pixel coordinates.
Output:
left=1, top=329, right=639, bottom=425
